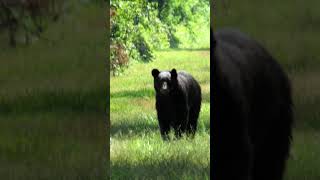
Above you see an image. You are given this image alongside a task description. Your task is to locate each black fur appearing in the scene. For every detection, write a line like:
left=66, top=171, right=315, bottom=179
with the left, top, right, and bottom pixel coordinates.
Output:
left=152, top=68, right=202, bottom=140
left=212, top=28, right=293, bottom=180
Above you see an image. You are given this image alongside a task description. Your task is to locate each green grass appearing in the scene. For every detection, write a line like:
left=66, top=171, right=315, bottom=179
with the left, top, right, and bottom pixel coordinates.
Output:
left=215, top=0, right=320, bottom=179
left=110, top=50, right=210, bottom=179
left=0, top=4, right=108, bottom=180
left=175, top=22, right=210, bottom=49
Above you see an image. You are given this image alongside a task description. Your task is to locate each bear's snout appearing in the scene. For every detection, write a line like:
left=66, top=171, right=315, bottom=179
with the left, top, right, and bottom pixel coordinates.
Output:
left=160, top=82, right=169, bottom=94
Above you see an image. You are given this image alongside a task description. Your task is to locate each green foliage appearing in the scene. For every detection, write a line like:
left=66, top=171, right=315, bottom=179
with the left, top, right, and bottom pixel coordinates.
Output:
left=110, top=0, right=209, bottom=75
left=158, top=0, right=210, bottom=47
left=110, top=0, right=169, bottom=75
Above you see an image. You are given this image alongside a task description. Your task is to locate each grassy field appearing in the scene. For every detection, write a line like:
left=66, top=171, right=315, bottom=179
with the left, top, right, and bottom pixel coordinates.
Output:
left=0, top=3, right=108, bottom=180
left=215, top=0, right=320, bottom=179
left=110, top=50, right=210, bottom=179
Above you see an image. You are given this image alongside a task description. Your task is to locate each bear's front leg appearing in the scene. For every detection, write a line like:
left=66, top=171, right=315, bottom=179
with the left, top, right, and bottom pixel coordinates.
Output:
left=173, top=105, right=189, bottom=138
left=159, top=122, right=170, bottom=140
left=156, top=108, right=171, bottom=140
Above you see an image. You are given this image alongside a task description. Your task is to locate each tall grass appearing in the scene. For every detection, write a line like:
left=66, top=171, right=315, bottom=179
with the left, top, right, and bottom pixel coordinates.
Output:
left=0, top=4, right=108, bottom=180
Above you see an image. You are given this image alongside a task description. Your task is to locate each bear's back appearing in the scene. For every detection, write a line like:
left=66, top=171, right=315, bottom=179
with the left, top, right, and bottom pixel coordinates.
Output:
left=214, top=29, right=291, bottom=104
left=177, top=71, right=201, bottom=107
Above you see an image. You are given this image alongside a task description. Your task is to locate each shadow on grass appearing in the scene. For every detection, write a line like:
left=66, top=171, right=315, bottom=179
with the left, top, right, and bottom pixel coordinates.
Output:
left=111, top=120, right=159, bottom=137
left=111, top=89, right=154, bottom=99
left=111, top=88, right=210, bottom=103
left=0, top=160, right=107, bottom=180
left=111, top=114, right=210, bottom=138
left=0, top=88, right=107, bottom=114
left=0, top=113, right=108, bottom=180
left=111, top=159, right=210, bottom=179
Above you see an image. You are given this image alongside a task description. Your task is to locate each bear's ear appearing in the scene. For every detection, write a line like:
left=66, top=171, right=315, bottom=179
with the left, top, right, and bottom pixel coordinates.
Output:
left=171, top=68, right=177, bottom=79
left=152, top=69, right=160, bottom=78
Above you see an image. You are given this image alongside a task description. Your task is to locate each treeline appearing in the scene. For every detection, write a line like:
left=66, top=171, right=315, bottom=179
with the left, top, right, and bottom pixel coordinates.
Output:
left=0, top=0, right=104, bottom=47
left=0, top=0, right=67, bottom=47
left=110, top=0, right=209, bottom=75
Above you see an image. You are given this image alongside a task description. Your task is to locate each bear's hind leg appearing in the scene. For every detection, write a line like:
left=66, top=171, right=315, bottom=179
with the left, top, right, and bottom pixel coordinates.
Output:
left=172, top=106, right=189, bottom=138
left=252, top=138, right=290, bottom=180
left=186, top=105, right=200, bottom=137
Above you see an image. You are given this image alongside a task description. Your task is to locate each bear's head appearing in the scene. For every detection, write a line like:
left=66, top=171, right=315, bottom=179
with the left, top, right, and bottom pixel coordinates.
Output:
left=151, top=68, right=178, bottom=95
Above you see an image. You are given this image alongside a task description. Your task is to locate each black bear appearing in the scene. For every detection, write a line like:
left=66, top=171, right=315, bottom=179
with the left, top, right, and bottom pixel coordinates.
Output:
left=151, top=68, right=202, bottom=140
left=212, top=28, right=293, bottom=180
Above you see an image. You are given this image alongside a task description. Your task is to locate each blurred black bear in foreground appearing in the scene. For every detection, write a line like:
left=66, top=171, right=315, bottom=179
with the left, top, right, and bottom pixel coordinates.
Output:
left=212, top=28, right=293, bottom=180
left=152, top=69, right=201, bottom=140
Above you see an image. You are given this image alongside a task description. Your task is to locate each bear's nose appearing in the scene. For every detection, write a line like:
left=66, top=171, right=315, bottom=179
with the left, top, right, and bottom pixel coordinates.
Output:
left=160, top=82, right=169, bottom=94
left=162, top=82, right=168, bottom=90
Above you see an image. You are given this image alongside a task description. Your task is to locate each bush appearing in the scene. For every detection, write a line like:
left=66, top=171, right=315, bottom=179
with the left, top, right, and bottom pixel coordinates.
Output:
left=110, top=1, right=168, bottom=70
